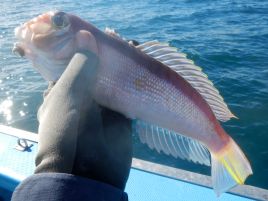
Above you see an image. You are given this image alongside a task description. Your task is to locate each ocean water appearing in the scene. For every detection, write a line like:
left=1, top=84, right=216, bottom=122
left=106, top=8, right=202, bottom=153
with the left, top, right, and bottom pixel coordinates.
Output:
left=0, top=0, right=268, bottom=189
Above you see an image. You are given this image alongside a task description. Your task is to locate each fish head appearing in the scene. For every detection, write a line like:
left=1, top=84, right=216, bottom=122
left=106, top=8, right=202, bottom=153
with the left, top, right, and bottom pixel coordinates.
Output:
left=13, top=11, right=98, bottom=81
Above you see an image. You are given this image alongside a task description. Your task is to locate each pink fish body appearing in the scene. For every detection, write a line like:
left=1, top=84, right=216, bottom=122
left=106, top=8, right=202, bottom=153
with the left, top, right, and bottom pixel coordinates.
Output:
left=13, top=11, right=252, bottom=195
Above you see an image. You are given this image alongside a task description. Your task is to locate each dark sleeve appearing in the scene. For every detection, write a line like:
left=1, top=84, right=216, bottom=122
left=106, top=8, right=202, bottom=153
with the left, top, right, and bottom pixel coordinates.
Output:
left=11, top=173, right=128, bottom=201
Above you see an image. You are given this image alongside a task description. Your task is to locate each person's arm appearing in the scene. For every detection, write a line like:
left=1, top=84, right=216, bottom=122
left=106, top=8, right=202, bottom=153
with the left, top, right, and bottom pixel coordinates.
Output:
left=11, top=51, right=132, bottom=201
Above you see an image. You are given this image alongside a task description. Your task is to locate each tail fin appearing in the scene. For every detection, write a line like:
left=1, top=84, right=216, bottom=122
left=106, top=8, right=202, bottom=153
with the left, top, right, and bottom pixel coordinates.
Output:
left=211, top=138, right=253, bottom=196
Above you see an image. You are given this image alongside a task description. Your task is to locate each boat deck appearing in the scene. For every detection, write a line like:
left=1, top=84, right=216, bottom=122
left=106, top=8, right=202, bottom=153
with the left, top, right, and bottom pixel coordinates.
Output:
left=0, top=125, right=267, bottom=201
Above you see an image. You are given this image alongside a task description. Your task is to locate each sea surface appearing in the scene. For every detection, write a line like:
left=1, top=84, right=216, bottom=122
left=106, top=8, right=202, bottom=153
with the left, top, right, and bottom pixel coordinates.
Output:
left=0, top=0, right=267, bottom=189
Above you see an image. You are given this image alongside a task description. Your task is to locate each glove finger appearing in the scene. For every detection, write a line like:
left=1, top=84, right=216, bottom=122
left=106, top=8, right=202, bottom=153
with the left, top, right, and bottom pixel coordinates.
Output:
left=35, top=52, right=99, bottom=173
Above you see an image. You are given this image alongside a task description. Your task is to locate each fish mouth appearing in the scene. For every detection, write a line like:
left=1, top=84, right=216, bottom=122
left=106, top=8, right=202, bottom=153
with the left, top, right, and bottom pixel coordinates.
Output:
left=13, top=11, right=70, bottom=58
left=13, top=23, right=30, bottom=58
left=13, top=12, right=55, bottom=56
left=12, top=43, right=25, bottom=57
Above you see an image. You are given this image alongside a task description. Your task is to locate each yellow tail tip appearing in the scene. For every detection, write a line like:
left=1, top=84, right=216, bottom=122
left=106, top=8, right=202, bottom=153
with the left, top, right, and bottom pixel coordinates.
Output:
left=211, top=138, right=253, bottom=195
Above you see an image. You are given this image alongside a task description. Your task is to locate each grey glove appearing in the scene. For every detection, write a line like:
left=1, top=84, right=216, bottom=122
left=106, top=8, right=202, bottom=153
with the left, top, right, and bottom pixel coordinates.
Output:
left=35, top=51, right=132, bottom=190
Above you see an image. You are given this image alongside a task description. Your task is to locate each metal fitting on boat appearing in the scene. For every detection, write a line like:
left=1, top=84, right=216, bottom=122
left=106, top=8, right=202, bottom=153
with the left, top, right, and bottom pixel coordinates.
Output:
left=14, top=138, right=33, bottom=152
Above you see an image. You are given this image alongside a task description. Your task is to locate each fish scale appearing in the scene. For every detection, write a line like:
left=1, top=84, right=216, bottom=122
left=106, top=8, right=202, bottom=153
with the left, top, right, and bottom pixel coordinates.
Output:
left=95, top=43, right=213, bottom=144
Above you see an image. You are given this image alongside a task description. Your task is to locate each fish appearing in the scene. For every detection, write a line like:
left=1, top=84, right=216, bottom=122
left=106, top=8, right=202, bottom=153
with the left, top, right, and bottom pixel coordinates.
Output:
left=13, top=11, right=252, bottom=195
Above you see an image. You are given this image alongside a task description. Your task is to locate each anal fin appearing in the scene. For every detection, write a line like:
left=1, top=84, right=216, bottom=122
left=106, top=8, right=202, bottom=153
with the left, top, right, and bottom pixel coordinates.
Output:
left=133, top=120, right=211, bottom=166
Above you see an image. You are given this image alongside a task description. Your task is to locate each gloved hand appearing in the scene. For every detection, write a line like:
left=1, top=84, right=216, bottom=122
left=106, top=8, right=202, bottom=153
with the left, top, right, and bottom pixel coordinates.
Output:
left=35, top=51, right=132, bottom=190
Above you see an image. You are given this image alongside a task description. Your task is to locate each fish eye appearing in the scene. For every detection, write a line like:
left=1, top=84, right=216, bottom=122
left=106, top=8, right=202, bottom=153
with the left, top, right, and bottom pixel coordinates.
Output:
left=52, top=12, right=69, bottom=29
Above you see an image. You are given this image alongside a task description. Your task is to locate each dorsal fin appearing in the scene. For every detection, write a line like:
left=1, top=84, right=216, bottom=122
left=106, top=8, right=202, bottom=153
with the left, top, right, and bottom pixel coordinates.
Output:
left=136, top=41, right=236, bottom=122
left=134, top=120, right=211, bottom=166
left=104, top=27, right=122, bottom=39
left=104, top=28, right=139, bottom=47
